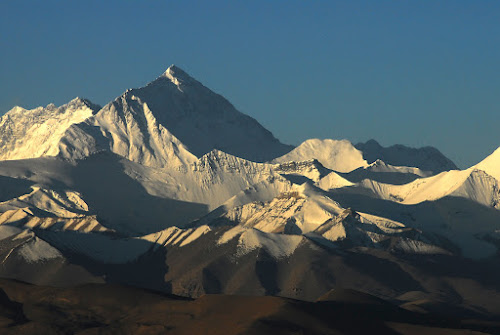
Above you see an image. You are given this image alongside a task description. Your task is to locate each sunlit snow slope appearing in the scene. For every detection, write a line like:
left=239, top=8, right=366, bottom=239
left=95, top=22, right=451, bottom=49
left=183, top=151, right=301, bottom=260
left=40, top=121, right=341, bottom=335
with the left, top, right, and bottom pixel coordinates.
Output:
left=272, top=139, right=368, bottom=173
left=0, top=98, right=100, bottom=161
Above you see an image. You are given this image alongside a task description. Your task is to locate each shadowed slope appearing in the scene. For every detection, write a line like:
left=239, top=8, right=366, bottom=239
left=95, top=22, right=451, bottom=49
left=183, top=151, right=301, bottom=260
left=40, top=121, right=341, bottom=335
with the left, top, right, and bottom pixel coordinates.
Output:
left=355, top=139, right=457, bottom=173
left=69, top=152, right=208, bottom=235
left=58, top=66, right=293, bottom=166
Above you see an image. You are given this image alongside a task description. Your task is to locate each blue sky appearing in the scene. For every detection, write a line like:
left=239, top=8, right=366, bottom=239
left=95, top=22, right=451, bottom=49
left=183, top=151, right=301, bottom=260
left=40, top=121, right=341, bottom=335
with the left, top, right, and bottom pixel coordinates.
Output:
left=1, top=1, right=499, bottom=168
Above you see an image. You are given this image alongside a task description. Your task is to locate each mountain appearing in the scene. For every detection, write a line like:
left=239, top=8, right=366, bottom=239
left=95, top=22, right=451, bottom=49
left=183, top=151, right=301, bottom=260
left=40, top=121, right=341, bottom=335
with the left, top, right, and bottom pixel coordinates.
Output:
left=0, top=151, right=285, bottom=236
left=341, top=159, right=433, bottom=185
left=58, top=65, right=293, bottom=166
left=2, top=210, right=500, bottom=319
left=359, top=168, right=500, bottom=208
left=272, top=139, right=368, bottom=173
left=0, top=66, right=500, bottom=321
left=1, top=66, right=292, bottom=167
left=474, top=146, right=500, bottom=182
left=355, top=139, right=458, bottom=173
left=197, top=182, right=448, bottom=257
left=0, top=98, right=100, bottom=161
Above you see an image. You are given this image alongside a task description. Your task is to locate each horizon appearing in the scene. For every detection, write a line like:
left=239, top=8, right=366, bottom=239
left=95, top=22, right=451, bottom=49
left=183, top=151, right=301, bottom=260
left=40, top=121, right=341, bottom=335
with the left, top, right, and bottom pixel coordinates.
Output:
left=1, top=1, right=499, bottom=168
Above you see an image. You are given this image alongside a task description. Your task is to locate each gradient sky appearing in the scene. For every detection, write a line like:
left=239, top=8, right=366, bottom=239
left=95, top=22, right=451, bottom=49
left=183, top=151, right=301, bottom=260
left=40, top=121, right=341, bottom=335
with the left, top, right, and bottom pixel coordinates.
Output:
left=1, top=1, right=499, bottom=168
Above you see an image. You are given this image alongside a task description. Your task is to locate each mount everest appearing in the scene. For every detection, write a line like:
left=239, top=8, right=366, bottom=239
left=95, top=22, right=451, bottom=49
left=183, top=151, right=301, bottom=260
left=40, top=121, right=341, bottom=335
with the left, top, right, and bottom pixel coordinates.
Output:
left=1, top=65, right=500, bottom=318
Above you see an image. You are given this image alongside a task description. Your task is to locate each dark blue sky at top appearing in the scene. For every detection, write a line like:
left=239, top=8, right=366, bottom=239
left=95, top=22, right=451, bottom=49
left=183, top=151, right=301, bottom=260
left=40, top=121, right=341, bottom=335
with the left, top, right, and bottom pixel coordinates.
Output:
left=1, top=1, right=499, bottom=168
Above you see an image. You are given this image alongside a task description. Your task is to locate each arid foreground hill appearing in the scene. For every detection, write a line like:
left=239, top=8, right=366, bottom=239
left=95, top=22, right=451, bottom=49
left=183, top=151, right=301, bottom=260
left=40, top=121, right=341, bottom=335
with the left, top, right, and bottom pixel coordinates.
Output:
left=0, top=279, right=498, bottom=335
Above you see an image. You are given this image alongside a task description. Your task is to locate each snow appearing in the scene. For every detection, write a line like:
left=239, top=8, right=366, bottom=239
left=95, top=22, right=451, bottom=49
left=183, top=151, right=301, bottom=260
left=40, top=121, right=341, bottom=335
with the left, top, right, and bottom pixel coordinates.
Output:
left=139, top=225, right=211, bottom=248
left=234, top=196, right=307, bottom=233
left=355, top=139, right=458, bottom=173
left=204, top=170, right=500, bottom=258
left=0, top=150, right=284, bottom=235
left=1, top=65, right=291, bottom=169
left=18, top=236, right=63, bottom=263
left=272, top=139, right=368, bottom=173
left=341, top=159, right=433, bottom=185
left=180, top=225, right=211, bottom=246
left=64, top=93, right=199, bottom=168
left=319, top=221, right=347, bottom=242
left=218, top=226, right=303, bottom=259
left=12, top=186, right=89, bottom=218
left=318, top=171, right=354, bottom=190
left=0, top=98, right=98, bottom=161
left=274, top=159, right=330, bottom=183
left=474, top=146, right=500, bottom=182
left=361, top=168, right=499, bottom=208
left=57, top=65, right=292, bottom=166
left=128, top=150, right=279, bottom=212
left=218, top=226, right=246, bottom=245
left=0, top=207, right=108, bottom=233
left=358, top=213, right=406, bottom=231
left=206, top=183, right=346, bottom=235
left=0, top=64, right=498, bottom=262
left=364, top=159, right=431, bottom=177
left=0, top=180, right=110, bottom=234
left=393, top=238, right=450, bottom=255
left=215, top=175, right=293, bottom=209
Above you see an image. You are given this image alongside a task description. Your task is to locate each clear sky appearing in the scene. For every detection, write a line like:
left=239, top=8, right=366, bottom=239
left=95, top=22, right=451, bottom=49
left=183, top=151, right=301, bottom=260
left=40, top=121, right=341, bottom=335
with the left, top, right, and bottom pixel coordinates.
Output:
left=1, top=1, right=499, bottom=168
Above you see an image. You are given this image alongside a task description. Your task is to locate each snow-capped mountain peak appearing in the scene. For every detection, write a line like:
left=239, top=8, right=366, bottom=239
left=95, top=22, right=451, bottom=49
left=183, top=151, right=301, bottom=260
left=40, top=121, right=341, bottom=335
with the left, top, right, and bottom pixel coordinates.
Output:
left=474, top=146, right=500, bottom=182
left=1, top=66, right=292, bottom=167
left=161, top=64, right=196, bottom=88
left=70, top=97, right=101, bottom=111
left=272, top=138, right=368, bottom=173
left=82, top=65, right=294, bottom=163
left=0, top=98, right=101, bottom=161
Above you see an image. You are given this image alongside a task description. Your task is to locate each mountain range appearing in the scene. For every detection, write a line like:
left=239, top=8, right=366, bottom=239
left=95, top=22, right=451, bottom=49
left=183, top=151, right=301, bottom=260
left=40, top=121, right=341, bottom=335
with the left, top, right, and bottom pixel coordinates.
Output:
left=0, top=65, right=499, bottom=322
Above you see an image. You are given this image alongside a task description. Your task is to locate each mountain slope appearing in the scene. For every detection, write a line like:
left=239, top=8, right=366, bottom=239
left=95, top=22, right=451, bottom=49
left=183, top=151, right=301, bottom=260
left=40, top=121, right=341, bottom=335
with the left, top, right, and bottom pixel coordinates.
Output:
left=272, top=139, right=368, bottom=173
left=355, top=139, right=458, bottom=173
left=474, top=146, right=500, bottom=182
left=59, top=92, right=199, bottom=167
left=197, top=181, right=452, bottom=256
left=1, top=65, right=500, bottom=322
left=343, top=159, right=432, bottom=185
left=141, top=66, right=294, bottom=162
left=360, top=168, right=500, bottom=209
left=0, top=150, right=284, bottom=235
left=0, top=98, right=100, bottom=161
left=59, top=66, right=293, bottom=166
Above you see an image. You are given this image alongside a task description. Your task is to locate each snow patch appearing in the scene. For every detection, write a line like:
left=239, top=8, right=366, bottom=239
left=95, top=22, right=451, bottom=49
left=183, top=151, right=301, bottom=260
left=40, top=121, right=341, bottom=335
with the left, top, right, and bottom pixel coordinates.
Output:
left=18, top=237, right=63, bottom=263
left=180, top=225, right=211, bottom=246
left=218, top=226, right=303, bottom=259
